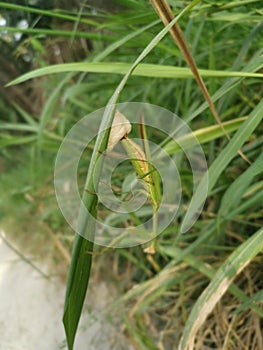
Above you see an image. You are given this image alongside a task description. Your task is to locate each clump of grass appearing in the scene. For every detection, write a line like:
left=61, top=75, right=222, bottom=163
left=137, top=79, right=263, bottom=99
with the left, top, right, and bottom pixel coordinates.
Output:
left=1, top=1, right=263, bottom=349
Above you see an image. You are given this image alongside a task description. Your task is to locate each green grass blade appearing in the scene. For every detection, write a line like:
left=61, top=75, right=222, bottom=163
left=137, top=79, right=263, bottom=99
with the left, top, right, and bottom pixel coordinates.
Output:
left=12, top=104, right=38, bottom=127
left=0, top=2, right=99, bottom=26
left=37, top=74, right=73, bottom=146
left=234, top=289, right=263, bottom=315
left=93, top=20, right=160, bottom=61
left=63, top=236, right=94, bottom=350
left=218, top=152, right=263, bottom=221
left=181, top=98, right=263, bottom=233
left=0, top=123, right=38, bottom=132
left=0, top=135, right=37, bottom=147
left=217, top=21, right=263, bottom=113
left=185, top=50, right=263, bottom=122
left=6, top=62, right=263, bottom=86
left=178, top=227, right=263, bottom=350
left=160, top=245, right=263, bottom=317
left=225, top=189, right=263, bottom=220
left=163, top=117, right=246, bottom=154
left=0, top=26, right=113, bottom=41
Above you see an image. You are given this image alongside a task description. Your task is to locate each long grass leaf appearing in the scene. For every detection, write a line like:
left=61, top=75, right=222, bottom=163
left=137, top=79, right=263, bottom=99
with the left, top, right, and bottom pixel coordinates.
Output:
left=93, top=20, right=160, bottom=61
left=178, top=227, right=263, bottom=350
left=0, top=26, right=113, bottom=41
left=0, top=2, right=99, bottom=26
left=218, top=152, right=263, bottom=220
left=163, top=117, right=246, bottom=154
left=181, top=98, right=263, bottom=233
left=160, top=245, right=263, bottom=317
left=0, top=135, right=37, bottom=147
left=186, top=50, right=263, bottom=122
left=6, top=62, right=263, bottom=86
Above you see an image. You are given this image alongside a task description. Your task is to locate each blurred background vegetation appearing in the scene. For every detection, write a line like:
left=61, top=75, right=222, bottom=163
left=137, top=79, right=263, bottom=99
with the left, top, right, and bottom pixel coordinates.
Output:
left=0, top=1, right=262, bottom=349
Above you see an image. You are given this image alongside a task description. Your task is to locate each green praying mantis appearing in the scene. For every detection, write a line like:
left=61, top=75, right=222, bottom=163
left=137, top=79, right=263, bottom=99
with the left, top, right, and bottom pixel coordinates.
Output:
left=106, top=110, right=162, bottom=253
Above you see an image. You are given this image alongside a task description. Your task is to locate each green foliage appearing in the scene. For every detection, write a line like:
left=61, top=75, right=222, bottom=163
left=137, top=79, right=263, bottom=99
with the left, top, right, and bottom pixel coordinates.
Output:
left=1, top=0, right=263, bottom=349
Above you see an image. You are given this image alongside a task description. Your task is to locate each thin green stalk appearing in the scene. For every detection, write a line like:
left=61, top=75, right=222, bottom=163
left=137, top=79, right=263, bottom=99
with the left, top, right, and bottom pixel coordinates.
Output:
left=0, top=26, right=114, bottom=41
left=0, top=2, right=99, bottom=26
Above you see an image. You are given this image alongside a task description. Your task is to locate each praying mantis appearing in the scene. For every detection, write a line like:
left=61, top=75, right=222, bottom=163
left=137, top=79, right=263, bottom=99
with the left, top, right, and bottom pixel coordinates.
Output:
left=107, top=110, right=162, bottom=253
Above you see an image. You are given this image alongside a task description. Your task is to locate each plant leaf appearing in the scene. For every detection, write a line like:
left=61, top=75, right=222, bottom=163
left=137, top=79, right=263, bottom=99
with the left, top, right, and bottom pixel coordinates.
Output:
left=181, top=98, right=263, bottom=233
left=6, top=62, right=263, bottom=86
left=179, top=227, right=263, bottom=350
left=218, top=152, right=263, bottom=221
left=163, top=117, right=247, bottom=154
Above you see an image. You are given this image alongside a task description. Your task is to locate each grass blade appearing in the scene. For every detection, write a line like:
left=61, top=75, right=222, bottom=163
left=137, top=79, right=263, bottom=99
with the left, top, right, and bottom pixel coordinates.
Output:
left=0, top=2, right=99, bottom=26
left=181, top=98, right=263, bottom=233
left=0, top=26, right=113, bottom=41
left=63, top=237, right=94, bottom=350
left=218, top=152, right=263, bottom=221
left=178, top=227, right=263, bottom=350
left=160, top=245, right=263, bottom=317
left=163, top=117, right=247, bottom=154
left=6, top=62, right=263, bottom=86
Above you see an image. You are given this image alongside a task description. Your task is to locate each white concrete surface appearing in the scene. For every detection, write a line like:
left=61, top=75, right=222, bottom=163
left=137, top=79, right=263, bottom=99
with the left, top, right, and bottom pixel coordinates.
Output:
left=0, top=234, right=132, bottom=350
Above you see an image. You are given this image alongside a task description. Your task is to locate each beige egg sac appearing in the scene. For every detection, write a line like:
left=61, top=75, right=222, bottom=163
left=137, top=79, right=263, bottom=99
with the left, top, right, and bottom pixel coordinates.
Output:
left=107, top=110, right=132, bottom=151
